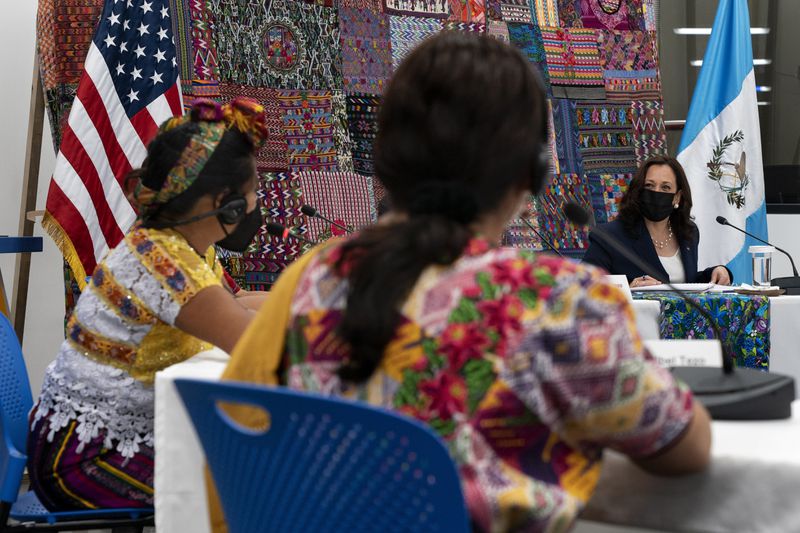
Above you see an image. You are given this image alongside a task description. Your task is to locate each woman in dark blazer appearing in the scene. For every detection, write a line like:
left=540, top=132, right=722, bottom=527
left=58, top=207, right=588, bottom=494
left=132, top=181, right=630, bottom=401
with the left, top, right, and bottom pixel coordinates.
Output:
left=582, top=155, right=732, bottom=288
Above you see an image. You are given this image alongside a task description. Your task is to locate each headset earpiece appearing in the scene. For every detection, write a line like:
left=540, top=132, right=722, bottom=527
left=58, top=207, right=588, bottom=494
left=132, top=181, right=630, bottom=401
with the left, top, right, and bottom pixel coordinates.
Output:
left=216, top=194, right=248, bottom=225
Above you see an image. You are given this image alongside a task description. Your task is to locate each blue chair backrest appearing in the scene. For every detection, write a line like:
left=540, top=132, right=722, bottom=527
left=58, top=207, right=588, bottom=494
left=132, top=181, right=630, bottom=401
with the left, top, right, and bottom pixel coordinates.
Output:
left=0, top=314, right=33, bottom=504
left=175, top=378, right=470, bottom=533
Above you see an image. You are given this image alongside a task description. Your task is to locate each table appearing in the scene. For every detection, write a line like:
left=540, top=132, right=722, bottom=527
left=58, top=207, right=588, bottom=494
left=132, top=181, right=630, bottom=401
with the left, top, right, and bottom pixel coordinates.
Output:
left=155, top=351, right=800, bottom=533
left=582, top=401, right=800, bottom=532
left=154, top=348, right=228, bottom=533
left=631, top=294, right=800, bottom=383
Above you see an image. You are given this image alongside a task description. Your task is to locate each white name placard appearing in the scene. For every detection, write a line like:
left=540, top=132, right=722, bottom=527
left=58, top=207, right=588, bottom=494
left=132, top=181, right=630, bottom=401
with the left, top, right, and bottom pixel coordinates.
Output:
left=644, top=340, right=722, bottom=368
left=604, top=274, right=633, bottom=302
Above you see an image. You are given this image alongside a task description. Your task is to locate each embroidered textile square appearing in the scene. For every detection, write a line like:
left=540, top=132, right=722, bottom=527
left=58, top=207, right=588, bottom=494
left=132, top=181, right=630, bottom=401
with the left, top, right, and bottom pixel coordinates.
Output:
left=219, top=84, right=289, bottom=171
left=541, top=27, right=605, bottom=98
left=383, top=0, right=450, bottom=18
left=603, top=74, right=661, bottom=101
left=631, top=99, right=667, bottom=165
left=576, top=0, right=645, bottom=31
left=278, top=90, right=338, bottom=171
left=536, top=173, right=592, bottom=252
left=389, top=16, right=443, bottom=71
left=211, top=0, right=343, bottom=90
left=597, top=30, right=657, bottom=71
left=339, top=7, right=393, bottom=95
left=448, top=0, right=486, bottom=23
left=575, top=101, right=636, bottom=174
left=552, top=98, right=584, bottom=175
left=346, top=94, right=381, bottom=176
left=296, top=171, right=378, bottom=241
left=507, top=22, right=552, bottom=92
left=531, top=0, right=560, bottom=26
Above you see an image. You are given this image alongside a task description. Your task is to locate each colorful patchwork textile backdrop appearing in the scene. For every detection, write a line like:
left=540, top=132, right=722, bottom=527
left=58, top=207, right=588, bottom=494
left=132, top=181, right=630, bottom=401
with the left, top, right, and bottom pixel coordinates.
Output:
left=635, top=292, right=770, bottom=370
left=39, top=0, right=669, bottom=293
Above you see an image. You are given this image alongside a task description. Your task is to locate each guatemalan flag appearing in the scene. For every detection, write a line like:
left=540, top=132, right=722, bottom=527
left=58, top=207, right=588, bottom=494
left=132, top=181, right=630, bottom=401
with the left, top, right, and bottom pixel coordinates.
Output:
left=677, top=0, right=767, bottom=284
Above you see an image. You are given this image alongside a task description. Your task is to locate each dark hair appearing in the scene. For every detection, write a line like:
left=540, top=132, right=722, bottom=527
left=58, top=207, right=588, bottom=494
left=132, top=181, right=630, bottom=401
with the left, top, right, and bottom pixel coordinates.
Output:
left=335, top=32, right=548, bottom=383
left=128, top=122, right=256, bottom=227
left=618, top=155, right=696, bottom=243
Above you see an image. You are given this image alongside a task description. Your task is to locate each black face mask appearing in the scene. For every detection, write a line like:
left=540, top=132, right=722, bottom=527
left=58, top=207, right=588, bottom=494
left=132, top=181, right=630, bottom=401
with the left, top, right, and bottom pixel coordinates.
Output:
left=216, top=207, right=263, bottom=252
left=639, top=189, right=675, bottom=222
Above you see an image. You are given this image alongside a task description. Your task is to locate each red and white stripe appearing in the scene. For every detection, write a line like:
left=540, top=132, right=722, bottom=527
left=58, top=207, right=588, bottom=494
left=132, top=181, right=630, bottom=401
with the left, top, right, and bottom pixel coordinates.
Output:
left=46, top=42, right=183, bottom=277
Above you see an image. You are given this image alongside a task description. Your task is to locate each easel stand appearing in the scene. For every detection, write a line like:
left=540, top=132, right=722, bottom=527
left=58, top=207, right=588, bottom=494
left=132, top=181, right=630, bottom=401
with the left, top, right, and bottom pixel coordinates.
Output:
left=6, top=53, right=46, bottom=343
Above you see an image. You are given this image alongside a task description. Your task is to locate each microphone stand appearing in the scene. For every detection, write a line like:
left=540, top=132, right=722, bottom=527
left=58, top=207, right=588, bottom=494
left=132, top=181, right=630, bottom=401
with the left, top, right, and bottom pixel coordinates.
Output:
left=716, top=217, right=800, bottom=294
left=571, top=207, right=794, bottom=420
left=301, top=205, right=350, bottom=233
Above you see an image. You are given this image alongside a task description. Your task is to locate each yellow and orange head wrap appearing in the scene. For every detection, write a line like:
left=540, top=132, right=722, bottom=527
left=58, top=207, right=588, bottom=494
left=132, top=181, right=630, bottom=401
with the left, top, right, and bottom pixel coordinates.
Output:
left=132, top=97, right=267, bottom=217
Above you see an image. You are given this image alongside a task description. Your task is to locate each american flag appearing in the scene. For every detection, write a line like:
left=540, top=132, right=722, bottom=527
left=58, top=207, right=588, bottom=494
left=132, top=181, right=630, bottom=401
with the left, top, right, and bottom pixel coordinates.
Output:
left=44, top=0, right=182, bottom=283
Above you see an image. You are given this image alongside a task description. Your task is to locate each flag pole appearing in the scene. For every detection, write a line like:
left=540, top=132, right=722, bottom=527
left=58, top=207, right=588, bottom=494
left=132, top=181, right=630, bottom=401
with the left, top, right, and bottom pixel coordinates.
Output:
left=12, top=51, right=45, bottom=343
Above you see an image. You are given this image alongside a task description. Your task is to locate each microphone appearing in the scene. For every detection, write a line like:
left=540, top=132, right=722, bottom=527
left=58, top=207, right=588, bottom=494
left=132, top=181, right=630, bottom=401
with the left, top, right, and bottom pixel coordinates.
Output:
left=716, top=215, right=800, bottom=293
left=301, top=204, right=350, bottom=234
left=518, top=217, right=563, bottom=258
left=265, top=222, right=316, bottom=245
left=566, top=202, right=794, bottom=420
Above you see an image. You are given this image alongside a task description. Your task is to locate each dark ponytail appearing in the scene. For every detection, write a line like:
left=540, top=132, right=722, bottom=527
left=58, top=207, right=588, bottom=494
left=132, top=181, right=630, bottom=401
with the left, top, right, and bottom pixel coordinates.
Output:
left=336, top=32, right=548, bottom=383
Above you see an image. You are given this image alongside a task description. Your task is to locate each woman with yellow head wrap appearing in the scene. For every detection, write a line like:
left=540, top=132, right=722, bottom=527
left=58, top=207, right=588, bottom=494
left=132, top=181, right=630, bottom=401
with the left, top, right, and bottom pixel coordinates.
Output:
left=27, top=98, right=267, bottom=511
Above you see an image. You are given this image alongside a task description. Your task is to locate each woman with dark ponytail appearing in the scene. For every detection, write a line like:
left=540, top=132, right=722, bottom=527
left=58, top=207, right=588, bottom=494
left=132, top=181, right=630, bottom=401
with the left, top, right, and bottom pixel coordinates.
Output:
left=221, top=33, right=711, bottom=532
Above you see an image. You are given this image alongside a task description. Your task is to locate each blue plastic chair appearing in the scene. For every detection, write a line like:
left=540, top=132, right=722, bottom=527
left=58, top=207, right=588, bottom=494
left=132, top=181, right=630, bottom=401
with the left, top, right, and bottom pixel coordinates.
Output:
left=174, top=378, right=471, bottom=533
left=0, top=313, right=154, bottom=531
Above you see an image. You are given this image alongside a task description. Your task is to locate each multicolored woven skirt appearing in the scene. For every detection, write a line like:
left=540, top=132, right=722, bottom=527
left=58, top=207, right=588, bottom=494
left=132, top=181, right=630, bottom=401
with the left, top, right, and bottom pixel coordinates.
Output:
left=27, top=414, right=154, bottom=511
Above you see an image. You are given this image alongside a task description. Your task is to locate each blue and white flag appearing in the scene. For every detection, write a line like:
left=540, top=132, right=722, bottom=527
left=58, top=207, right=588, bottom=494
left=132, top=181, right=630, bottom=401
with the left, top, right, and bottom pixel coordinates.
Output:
left=677, top=0, right=767, bottom=284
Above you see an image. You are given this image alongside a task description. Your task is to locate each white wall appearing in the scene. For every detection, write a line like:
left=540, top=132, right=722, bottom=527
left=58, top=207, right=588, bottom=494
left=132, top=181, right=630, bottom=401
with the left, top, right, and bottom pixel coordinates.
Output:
left=0, top=1, right=63, bottom=397
left=767, top=214, right=800, bottom=279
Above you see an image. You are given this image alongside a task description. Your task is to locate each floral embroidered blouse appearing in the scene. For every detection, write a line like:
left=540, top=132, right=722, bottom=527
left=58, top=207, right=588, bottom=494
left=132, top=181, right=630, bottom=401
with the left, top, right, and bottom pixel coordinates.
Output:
left=282, top=238, right=694, bottom=532
left=31, top=226, right=224, bottom=458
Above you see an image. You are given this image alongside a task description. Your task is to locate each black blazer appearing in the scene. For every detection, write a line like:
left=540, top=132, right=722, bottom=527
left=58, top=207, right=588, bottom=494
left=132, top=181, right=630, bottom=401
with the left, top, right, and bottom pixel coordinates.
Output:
left=582, top=219, right=732, bottom=283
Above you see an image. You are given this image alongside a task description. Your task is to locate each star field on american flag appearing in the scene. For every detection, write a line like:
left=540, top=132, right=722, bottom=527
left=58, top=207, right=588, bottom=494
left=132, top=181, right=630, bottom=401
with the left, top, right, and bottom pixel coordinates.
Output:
left=95, top=0, right=179, bottom=118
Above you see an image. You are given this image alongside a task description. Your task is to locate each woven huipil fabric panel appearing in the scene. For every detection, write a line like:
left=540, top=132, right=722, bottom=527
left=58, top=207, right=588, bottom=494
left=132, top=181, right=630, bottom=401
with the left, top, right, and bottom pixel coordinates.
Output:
left=541, top=27, right=605, bottom=99
left=383, top=0, right=450, bottom=18
left=218, top=84, right=289, bottom=171
left=389, top=16, right=443, bottom=70
left=278, top=90, right=340, bottom=172
left=576, top=0, right=645, bottom=31
left=536, top=173, right=592, bottom=255
left=530, top=0, right=559, bottom=26
left=642, top=0, right=657, bottom=31
left=296, top=171, right=378, bottom=240
left=603, top=74, right=661, bottom=101
left=588, top=173, right=631, bottom=224
left=339, top=7, right=393, bottom=95
left=211, top=0, right=343, bottom=90
left=552, top=98, right=583, bottom=175
left=448, top=0, right=486, bottom=23
left=240, top=171, right=309, bottom=291
left=37, top=0, right=104, bottom=149
left=631, top=99, right=667, bottom=164
left=597, top=30, right=657, bottom=72
left=502, top=195, right=544, bottom=249
left=486, top=20, right=510, bottom=42
left=346, top=94, right=381, bottom=175
left=500, top=3, right=533, bottom=24
left=575, top=101, right=636, bottom=174
left=508, top=22, right=552, bottom=93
